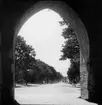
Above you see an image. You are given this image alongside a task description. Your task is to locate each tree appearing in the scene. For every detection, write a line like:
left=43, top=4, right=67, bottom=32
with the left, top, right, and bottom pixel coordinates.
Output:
left=36, top=59, right=55, bottom=83
left=15, top=35, right=36, bottom=69
left=15, top=35, right=63, bottom=85
left=59, top=19, right=80, bottom=84
left=35, top=59, right=63, bottom=84
left=56, top=72, right=63, bottom=81
left=59, top=25, right=80, bottom=60
left=67, top=60, right=80, bottom=84
left=15, top=35, right=36, bottom=85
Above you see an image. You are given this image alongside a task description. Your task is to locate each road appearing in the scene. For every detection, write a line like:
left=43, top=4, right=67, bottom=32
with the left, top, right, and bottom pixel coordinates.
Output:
left=15, top=82, right=97, bottom=105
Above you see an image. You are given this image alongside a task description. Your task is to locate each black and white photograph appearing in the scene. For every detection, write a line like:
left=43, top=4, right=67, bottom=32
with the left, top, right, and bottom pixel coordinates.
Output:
left=0, top=0, right=101, bottom=105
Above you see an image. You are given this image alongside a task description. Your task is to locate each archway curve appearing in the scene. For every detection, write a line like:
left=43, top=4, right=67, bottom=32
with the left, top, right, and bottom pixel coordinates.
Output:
left=14, top=0, right=89, bottom=100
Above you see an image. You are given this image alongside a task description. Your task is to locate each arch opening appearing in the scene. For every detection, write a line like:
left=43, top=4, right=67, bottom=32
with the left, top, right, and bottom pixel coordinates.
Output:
left=13, top=1, right=90, bottom=104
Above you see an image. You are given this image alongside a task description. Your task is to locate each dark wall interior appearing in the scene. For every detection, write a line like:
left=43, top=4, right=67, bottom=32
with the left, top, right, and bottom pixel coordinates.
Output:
left=0, top=0, right=102, bottom=104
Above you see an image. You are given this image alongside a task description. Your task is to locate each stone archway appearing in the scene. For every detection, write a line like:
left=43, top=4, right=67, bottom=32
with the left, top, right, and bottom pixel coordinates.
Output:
left=14, top=1, right=89, bottom=100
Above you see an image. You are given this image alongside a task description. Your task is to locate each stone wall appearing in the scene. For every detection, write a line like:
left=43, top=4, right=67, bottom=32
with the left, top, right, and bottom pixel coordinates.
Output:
left=80, top=53, right=88, bottom=99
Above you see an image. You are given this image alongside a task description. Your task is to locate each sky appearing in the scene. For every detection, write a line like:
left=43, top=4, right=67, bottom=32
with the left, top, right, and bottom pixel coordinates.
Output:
left=18, top=8, right=71, bottom=76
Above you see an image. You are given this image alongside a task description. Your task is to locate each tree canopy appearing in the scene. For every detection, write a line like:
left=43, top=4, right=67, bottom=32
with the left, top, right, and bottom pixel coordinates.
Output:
left=15, top=35, right=63, bottom=85
left=15, top=35, right=36, bottom=70
left=59, top=19, right=80, bottom=84
left=59, top=23, right=80, bottom=61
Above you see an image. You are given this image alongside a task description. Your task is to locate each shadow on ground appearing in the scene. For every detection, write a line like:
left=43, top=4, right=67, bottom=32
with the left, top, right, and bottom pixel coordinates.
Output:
left=15, top=84, right=42, bottom=88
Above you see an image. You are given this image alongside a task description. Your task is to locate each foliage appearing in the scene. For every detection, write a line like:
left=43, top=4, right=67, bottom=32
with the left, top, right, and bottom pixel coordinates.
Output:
left=59, top=19, right=80, bottom=84
left=35, top=59, right=63, bottom=83
left=15, top=35, right=63, bottom=84
left=15, top=35, right=36, bottom=84
left=60, top=25, right=80, bottom=60
left=15, top=35, right=36, bottom=69
left=67, top=60, right=80, bottom=84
